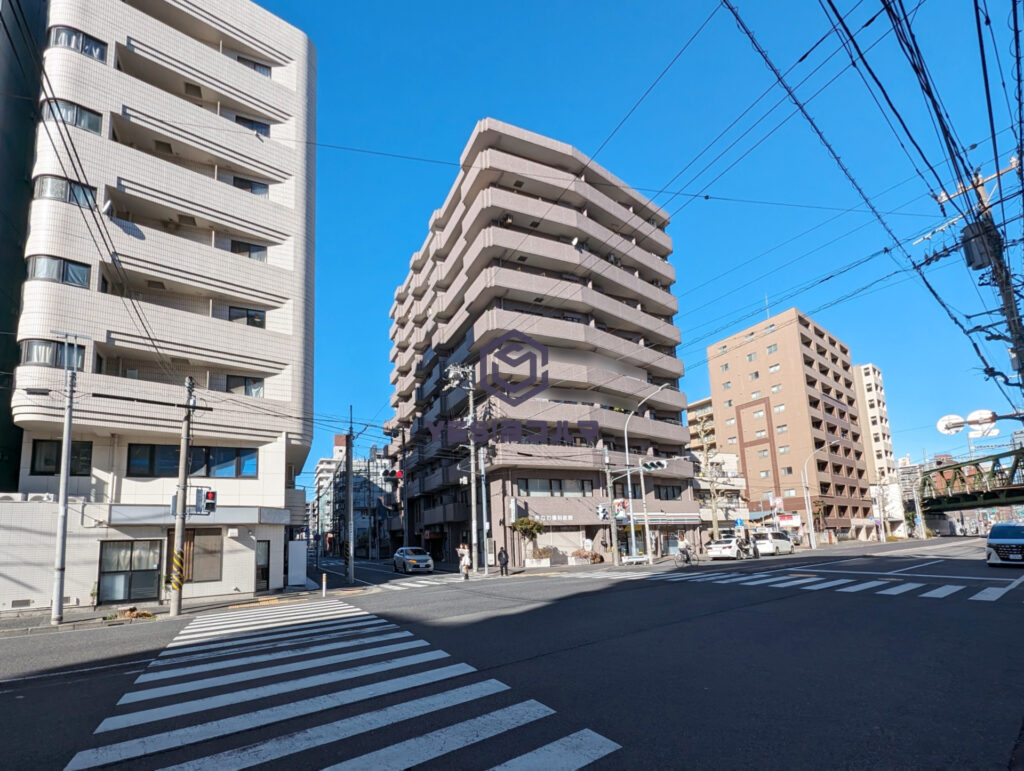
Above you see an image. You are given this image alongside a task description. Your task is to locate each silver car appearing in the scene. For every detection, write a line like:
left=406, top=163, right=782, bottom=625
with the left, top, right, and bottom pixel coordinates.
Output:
left=393, top=547, right=434, bottom=574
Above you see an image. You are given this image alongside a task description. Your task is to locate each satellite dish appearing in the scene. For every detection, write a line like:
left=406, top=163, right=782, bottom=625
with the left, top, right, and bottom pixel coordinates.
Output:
left=967, top=409, right=997, bottom=430
left=937, top=414, right=964, bottom=435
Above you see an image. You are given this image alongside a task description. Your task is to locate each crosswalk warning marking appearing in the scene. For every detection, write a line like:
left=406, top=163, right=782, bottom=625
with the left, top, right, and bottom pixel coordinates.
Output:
left=919, top=584, right=965, bottom=599
left=490, top=728, right=622, bottom=771
left=837, top=580, right=890, bottom=593
left=876, top=582, right=926, bottom=596
left=801, top=579, right=855, bottom=591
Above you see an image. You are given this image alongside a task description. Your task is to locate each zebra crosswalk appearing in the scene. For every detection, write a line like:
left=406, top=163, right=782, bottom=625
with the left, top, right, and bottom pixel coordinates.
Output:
left=566, top=568, right=1020, bottom=603
left=66, top=599, right=619, bottom=770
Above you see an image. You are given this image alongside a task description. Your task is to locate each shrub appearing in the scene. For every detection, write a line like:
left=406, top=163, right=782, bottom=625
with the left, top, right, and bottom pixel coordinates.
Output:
left=533, top=546, right=554, bottom=558
left=886, top=535, right=900, bottom=542
left=571, top=548, right=604, bottom=564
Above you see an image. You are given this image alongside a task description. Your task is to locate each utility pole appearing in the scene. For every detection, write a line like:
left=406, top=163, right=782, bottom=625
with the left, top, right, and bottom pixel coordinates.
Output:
left=346, top=407, right=355, bottom=585
left=401, top=428, right=409, bottom=548
left=697, top=415, right=721, bottom=542
left=169, top=376, right=196, bottom=618
left=604, top=447, right=620, bottom=566
left=50, top=331, right=87, bottom=625
left=446, top=364, right=478, bottom=571
left=479, top=446, right=489, bottom=576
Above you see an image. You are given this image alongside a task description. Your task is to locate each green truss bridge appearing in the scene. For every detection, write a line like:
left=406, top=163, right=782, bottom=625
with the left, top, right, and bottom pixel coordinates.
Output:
left=919, top=448, right=1024, bottom=513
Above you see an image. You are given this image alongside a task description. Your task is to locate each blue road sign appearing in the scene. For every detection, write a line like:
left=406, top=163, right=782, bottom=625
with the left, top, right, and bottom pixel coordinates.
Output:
left=734, top=519, right=743, bottom=527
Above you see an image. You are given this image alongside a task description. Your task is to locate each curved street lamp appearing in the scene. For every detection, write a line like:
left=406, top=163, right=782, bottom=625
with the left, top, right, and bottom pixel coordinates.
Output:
left=624, top=383, right=670, bottom=563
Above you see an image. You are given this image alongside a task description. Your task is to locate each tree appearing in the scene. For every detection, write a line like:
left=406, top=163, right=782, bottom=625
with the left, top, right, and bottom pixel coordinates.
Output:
left=510, top=517, right=544, bottom=553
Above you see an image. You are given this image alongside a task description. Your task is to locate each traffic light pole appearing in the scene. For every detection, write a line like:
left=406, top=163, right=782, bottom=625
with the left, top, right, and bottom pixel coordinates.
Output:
left=604, top=448, right=620, bottom=566
left=169, top=377, right=196, bottom=618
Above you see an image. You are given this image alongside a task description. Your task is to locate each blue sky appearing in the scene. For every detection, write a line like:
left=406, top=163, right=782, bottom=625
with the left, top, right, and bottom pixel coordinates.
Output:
left=253, top=0, right=1024, bottom=489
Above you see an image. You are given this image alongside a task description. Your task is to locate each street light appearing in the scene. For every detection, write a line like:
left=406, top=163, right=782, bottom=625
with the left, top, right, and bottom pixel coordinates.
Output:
left=624, top=383, right=670, bottom=562
left=801, top=439, right=840, bottom=550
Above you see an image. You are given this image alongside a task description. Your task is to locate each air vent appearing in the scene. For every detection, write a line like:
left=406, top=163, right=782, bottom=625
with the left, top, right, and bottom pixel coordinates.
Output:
left=147, top=280, right=166, bottom=290
left=184, top=83, right=202, bottom=98
left=178, top=215, right=197, bottom=226
left=154, top=140, right=173, bottom=154
left=513, top=180, right=524, bottom=188
left=529, top=221, right=539, bottom=228
left=11, top=599, right=31, bottom=608
left=532, top=297, right=543, bottom=303
left=516, top=255, right=528, bottom=262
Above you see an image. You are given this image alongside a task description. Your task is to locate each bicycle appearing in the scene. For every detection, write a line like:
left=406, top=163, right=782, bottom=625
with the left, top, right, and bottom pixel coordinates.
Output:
left=673, top=547, right=700, bottom=568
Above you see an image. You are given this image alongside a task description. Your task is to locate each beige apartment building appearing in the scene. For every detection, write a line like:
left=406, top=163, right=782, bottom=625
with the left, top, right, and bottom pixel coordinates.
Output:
left=854, top=363, right=904, bottom=534
left=706, top=308, right=875, bottom=541
left=1, top=0, right=315, bottom=613
left=387, top=119, right=697, bottom=566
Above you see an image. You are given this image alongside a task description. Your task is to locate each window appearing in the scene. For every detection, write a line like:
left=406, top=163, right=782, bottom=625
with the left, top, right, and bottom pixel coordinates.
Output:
left=718, top=344, right=727, bottom=353
left=236, top=55, right=271, bottom=77
left=745, top=332, right=755, bottom=342
left=34, top=175, right=96, bottom=208
left=727, top=437, right=737, bottom=445
left=749, top=371, right=759, bottom=381
left=235, top=114, right=270, bottom=137
left=752, top=409, right=765, bottom=419
left=759, top=470, right=771, bottom=479
left=43, top=98, right=102, bottom=134
left=720, top=363, right=729, bottom=372
left=722, top=381, right=731, bottom=391
left=766, top=344, right=778, bottom=354
left=655, top=485, right=682, bottom=500
left=613, top=482, right=642, bottom=499
left=725, top=417, right=735, bottom=426
left=750, top=390, right=761, bottom=399
left=227, top=375, right=265, bottom=398
left=20, top=340, right=84, bottom=370
left=232, top=176, right=269, bottom=196
left=724, top=399, right=733, bottom=407
left=30, top=439, right=92, bottom=475
left=128, top=445, right=258, bottom=478
left=230, top=240, right=267, bottom=262
left=48, top=26, right=107, bottom=62
left=770, top=384, right=782, bottom=393
left=98, top=540, right=161, bottom=603
left=164, top=529, right=223, bottom=584
left=765, top=324, right=776, bottom=333
left=517, top=478, right=593, bottom=497
left=757, top=449, right=769, bottom=458
left=781, top=466, right=794, bottom=476
left=754, top=429, right=767, bottom=439
left=773, top=404, right=786, bottom=414
left=228, top=307, right=266, bottom=328
left=783, top=489, right=797, bottom=497
left=776, top=424, right=788, bottom=433
left=769, top=363, right=780, bottom=373
left=778, top=445, right=791, bottom=454
left=746, top=352, right=756, bottom=362
left=26, top=256, right=90, bottom=288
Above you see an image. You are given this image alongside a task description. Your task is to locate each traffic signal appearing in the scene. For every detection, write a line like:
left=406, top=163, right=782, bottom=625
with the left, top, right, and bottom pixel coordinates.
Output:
left=203, top=490, right=217, bottom=513
left=596, top=504, right=609, bottom=520
left=383, top=469, right=403, bottom=487
left=641, top=460, right=668, bottom=471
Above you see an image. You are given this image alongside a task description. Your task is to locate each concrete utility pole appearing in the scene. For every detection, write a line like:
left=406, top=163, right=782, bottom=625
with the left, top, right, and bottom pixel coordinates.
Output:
left=50, top=332, right=87, bottom=625
left=169, top=376, right=196, bottom=618
left=401, top=428, right=409, bottom=548
left=604, top=448, right=620, bottom=566
left=346, top=407, right=355, bottom=585
left=446, top=364, right=478, bottom=571
left=697, top=415, right=722, bottom=542
left=479, top=446, right=489, bottom=575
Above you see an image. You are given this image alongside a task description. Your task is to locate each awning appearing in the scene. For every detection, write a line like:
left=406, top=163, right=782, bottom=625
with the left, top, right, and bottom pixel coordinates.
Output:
left=629, top=513, right=702, bottom=525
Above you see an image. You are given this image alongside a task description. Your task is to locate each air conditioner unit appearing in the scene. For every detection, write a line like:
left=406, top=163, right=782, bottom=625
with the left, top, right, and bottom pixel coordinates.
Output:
left=0, top=493, right=25, bottom=502
left=501, top=214, right=513, bottom=227
left=27, top=493, right=55, bottom=502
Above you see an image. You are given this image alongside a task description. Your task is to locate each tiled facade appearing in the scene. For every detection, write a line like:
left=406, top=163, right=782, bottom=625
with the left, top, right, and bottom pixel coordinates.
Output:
left=387, top=119, right=697, bottom=565
left=706, top=308, right=875, bottom=539
left=853, top=363, right=896, bottom=484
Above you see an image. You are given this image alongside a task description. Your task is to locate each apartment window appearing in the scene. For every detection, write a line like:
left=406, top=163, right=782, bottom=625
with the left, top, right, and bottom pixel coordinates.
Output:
left=20, top=340, right=84, bottom=370
left=209, top=448, right=258, bottom=478
left=724, top=400, right=733, bottom=407
left=750, top=390, right=761, bottom=399
left=43, top=99, right=101, bottom=134
left=727, top=437, right=737, bottom=445
left=720, top=363, right=729, bottom=372
left=757, top=449, right=769, bottom=458
left=776, top=424, right=788, bottom=434
left=718, top=344, right=727, bottom=353
left=769, top=363, right=780, bottom=373
left=753, top=409, right=765, bottom=419
left=518, top=478, right=593, bottom=497
left=235, top=114, right=270, bottom=137
left=98, top=540, right=161, bottom=603
left=227, top=375, right=265, bottom=398
left=783, top=489, right=797, bottom=497
left=30, top=439, right=92, bottom=475
left=127, top=444, right=179, bottom=477
left=745, top=333, right=755, bottom=342
left=773, top=404, right=786, bottom=414
left=754, top=429, right=767, bottom=439
left=749, top=371, right=759, bottom=381
left=232, top=176, right=269, bottom=196
left=770, top=384, right=782, bottom=393
left=228, top=307, right=266, bottom=328
left=725, top=418, right=736, bottom=426
left=613, top=483, right=642, bottom=499
left=26, top=255, right=90, bottom=288
left=230, top=240, right=268, bottom=262
left=34, top=175, right=97, bottom=208
left=765, top=324, right=776, bottom=333
left=746, top=352, right=756, bottom=362
left=779, top=445, right=791, bottom=454
left=164, top=529, right=223, bottom=584
left=759, top=470, right=771, bottom=479
left=128, top=444, right=257, bottom=478
left=236, top=55, right=271, bottom=77
left=766, top=344, right=778, bottom=354
left=655, top=485, right=682, bottom=500
left=722, top=381, right=731, bottom=391
left=48, top=26, right=107, bottom=62
left=781, top=466, right=794, bottom=476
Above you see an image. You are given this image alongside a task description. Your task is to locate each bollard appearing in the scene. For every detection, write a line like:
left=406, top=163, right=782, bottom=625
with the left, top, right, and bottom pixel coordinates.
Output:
left=322, top=572, right=326, bottom=598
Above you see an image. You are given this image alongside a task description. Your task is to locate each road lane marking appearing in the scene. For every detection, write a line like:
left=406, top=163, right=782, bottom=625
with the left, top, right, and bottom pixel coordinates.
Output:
left=887, top=560, right=944, bottom=574
left=96, top=649, right=447, bottom=732
left=178, top=605, right=364, bottom=631
left=775, top=567, right=1012, bottom=582
left=714, top=573, right=772, bottom=583
left=919, top=584, right=965, bottom=598
left=135, top=630, right=412, bottom=684
left=490, top=728, right=622, bottom=770
left=969, top=570, right=1024, bottom=601
left=738, top=575, right=801, bottom=586
left=876, top=582, right=926, bottom=596
left=160, top=680, right=510, bottom=771
left=67, top=661, right=472, bottom=769
left=665, top=571, right=733, bottom=582
left=185, top=600, right=352, bottom=625
left=837, top=580, right=890, bottom=593
left=322, top=700, right=554, bottom=771
left=170, top=610, right=368, bottom=642
left=801, top=579, right=855, bottom=591
left=160, top=616, right=379, bottom=656
left=769, top=577, right=827, bottom=588
left=688, top=572, right=742, bottom=582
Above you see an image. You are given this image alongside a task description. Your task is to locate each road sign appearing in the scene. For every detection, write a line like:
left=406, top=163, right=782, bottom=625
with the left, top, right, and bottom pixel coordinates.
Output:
left=873, top=518, right=881, bottom=527
left=914, top=517, right=922, bottom=525
left=734, top=518, right=744, bottom=527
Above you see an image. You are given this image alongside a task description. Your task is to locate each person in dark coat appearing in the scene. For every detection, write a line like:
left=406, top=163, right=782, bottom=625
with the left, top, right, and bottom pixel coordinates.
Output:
left=497, top=546, right=509, bottom=576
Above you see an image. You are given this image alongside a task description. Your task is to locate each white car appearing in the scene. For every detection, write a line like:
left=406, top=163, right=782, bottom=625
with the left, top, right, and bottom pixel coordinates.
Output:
left=393, top=547, right=434, bottom=573
left=707, top=538, right=746, bottom=560
left=986, top=523, right=1024, bottom=567
left=753, top=531, right=795, bottom=556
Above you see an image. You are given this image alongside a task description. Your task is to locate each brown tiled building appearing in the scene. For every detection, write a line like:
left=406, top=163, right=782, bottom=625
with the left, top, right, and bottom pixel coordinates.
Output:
left=705, top=308, right=875, bottom=541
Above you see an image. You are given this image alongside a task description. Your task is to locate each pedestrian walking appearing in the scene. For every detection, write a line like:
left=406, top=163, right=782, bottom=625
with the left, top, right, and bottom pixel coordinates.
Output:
left=498, top=546, right=509, bottom=576
left=458, top=543, right=471, bottom=580
left=750, top=534, right=760, bottom=559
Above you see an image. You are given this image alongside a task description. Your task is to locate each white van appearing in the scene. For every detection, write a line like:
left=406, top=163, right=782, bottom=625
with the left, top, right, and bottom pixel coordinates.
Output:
left=753, top=531, right=795, bottom=556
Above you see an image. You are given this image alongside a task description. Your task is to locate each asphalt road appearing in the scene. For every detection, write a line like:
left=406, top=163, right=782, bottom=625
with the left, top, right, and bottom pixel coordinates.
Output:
left=4, top=537, right=1024, bottom=769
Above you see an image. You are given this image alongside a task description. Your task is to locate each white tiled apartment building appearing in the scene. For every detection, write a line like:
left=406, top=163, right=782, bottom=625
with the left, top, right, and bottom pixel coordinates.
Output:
left=1, top=0, right=315, bottom=612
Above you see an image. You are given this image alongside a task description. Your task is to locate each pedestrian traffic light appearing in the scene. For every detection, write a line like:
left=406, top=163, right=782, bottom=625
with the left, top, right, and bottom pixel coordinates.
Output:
left=596, top=504, right=609, bottom=520
left=203, top=490, right=217, bottom=513
left=641, top=460, right=668, bottom=471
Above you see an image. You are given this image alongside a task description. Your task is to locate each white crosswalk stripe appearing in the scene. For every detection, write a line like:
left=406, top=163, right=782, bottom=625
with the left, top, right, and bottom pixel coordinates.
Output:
left=66, top=599, right=620, bottom=770
left=919, top=584, right=965, bottom=598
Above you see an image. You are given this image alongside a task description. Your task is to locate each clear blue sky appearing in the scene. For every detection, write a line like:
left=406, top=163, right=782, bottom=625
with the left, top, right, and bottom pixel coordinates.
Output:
left=252, top=0, right=1024, bottom=490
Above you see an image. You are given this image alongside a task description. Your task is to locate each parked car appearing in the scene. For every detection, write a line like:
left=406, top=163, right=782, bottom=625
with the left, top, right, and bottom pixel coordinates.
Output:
left=788, top=531, right=803, bottom=546
left=393, top=547, right=434, bottom=573
left=707, top=538, right=745, bottom=560
left=752, top=531, right=795, bottom=556
left=986, top=523, right=1024, bottom=567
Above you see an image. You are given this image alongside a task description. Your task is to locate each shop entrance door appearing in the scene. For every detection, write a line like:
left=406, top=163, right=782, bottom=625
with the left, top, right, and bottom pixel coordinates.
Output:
left=255, top=540, right=270, bottom=592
